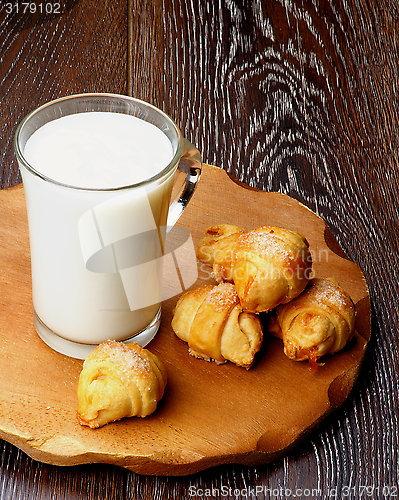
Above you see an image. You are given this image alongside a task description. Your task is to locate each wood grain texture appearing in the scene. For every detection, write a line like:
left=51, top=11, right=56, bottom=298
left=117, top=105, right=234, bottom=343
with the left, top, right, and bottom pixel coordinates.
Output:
left=0, top=0, right=398, bottom=497
left=129, top=1, right=399, bottom=495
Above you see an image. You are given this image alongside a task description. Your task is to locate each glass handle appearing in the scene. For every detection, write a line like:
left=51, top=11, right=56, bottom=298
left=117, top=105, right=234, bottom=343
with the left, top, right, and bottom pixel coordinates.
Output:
left=167, top=138, right=202, bottom=232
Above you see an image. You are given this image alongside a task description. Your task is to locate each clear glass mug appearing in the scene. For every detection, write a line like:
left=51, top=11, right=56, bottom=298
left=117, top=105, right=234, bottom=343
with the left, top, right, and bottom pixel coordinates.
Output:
left=14, top=93, right=201, bottom=359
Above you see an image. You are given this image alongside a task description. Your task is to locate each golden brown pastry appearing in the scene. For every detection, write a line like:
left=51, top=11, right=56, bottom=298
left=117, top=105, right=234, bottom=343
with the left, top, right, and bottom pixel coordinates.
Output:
left=77, top=341, right=167, bottom=428
left=171, top=282, right=263, bottom=369
left=269, top=277, right=356, bottom=369
left=196, top=224, right=244, bottom=281
left=196, top=224, right=312, bottom=313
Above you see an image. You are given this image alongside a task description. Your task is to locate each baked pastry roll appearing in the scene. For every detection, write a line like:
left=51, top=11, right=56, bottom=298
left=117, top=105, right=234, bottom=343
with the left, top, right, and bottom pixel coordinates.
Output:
left=196, top=224, right=312, bottom=313
left=171, top=282, right=263, bottom=369
left=196, top=224, right=244, bottom=281
left=269, top=277, right=356, bottom=369
left=77, top=341, right=167, bottom=428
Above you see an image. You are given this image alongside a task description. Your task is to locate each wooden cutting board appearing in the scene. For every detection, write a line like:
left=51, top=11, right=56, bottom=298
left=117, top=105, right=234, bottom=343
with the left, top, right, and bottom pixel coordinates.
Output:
left=0, top=164, right=370, bottom=476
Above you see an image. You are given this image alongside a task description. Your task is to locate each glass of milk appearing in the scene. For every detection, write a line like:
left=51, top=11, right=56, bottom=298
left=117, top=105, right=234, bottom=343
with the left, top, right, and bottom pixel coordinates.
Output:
left=14, top=93, right=202, bottom=359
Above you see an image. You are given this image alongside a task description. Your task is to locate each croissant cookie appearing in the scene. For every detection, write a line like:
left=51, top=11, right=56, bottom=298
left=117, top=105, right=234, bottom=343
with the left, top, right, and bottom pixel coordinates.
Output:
left=171, top=282, right=263, bottom=369
left=77, top=341, right=167, bottom=428
left=268, top=277, right=356, bottom=369
left=197, top=224, right=312, bottom=313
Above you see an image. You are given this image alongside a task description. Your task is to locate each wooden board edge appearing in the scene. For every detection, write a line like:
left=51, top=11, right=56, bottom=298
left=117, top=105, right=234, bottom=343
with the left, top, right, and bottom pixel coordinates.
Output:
left=0, top=167, right=372, bottom=477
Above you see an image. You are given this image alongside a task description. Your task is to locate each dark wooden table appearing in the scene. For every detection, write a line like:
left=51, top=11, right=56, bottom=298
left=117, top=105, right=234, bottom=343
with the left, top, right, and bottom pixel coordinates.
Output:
left=1, top=0, right=398, bottom=498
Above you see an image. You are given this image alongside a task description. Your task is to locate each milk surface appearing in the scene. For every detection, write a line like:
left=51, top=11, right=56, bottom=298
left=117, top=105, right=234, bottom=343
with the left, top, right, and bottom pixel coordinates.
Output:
left=20, top=111, right=177, bottom=344
left=24, top=112, right=174, bottom=188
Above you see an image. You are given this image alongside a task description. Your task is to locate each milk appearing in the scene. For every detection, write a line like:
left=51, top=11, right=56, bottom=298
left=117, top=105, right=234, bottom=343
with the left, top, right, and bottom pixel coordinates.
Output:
left=21, top=111, right=176, bottom=345
left=24, top=112, right=174, bottom=188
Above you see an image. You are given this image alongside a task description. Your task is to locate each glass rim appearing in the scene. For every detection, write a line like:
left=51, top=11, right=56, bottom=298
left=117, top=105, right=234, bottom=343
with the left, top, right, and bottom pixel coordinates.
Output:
left=13, top=93, right=184, bottom=192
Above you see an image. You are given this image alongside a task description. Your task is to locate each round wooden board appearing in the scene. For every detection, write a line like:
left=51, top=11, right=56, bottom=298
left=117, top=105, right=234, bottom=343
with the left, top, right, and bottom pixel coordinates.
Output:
left=0, top=164, right=370, bottom=476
